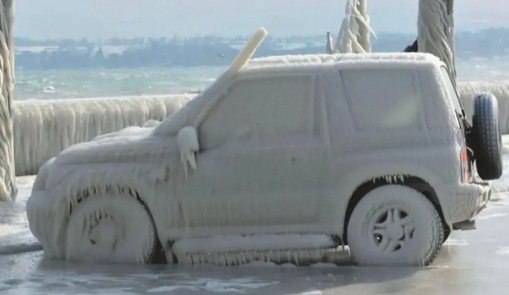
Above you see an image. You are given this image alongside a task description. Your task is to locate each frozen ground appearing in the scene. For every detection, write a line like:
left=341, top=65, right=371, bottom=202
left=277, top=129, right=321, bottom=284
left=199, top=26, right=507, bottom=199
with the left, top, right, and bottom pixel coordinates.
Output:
left=2, top=148, right=509, bottom=294
left=0, top=176, right=39, bottom=255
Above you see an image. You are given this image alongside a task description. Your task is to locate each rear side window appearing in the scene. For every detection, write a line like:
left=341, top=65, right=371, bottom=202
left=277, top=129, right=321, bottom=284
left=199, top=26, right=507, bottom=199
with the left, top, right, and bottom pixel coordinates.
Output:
left=341, top=68, right=423, bottom=132
left=440, top=67, right=463, bottom=114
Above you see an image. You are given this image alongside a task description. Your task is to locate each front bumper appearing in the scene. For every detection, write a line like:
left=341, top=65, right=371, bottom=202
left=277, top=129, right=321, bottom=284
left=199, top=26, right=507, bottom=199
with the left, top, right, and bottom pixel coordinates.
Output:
left=440, top=181, right=492, bottom=226
left=26, top=189, right=66, bottom=259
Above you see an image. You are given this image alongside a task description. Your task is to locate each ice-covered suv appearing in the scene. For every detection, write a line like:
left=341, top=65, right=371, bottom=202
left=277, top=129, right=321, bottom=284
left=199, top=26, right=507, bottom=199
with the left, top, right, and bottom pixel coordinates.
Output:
left=27, top=28, right=500, bottom=266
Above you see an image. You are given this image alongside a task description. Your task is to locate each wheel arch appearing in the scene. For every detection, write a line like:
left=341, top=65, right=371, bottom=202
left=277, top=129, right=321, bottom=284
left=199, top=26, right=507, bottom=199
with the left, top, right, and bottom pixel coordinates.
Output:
left=342, top=174, right=446, bottom=245
left=69, top=184, right=167, bottom=264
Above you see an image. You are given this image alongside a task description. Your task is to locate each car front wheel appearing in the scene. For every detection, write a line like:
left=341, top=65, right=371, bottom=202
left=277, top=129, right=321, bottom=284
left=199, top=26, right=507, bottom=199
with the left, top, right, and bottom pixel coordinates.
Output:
left=64, top=193, right=158, bottom=264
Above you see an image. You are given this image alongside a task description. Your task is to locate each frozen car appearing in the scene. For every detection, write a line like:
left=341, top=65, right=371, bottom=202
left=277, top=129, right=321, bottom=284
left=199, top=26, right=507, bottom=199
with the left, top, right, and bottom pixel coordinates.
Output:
left=27, top=28, right=501, bottom=266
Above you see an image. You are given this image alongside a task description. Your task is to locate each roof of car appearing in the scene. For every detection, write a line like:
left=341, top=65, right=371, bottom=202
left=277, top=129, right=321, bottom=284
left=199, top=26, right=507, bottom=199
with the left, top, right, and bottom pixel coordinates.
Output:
left=242, top=52, right=444, bottom=73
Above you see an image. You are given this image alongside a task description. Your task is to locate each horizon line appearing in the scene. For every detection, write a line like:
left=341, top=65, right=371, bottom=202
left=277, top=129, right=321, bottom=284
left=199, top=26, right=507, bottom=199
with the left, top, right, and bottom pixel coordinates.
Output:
left=14, top=26, right=509, bottom=42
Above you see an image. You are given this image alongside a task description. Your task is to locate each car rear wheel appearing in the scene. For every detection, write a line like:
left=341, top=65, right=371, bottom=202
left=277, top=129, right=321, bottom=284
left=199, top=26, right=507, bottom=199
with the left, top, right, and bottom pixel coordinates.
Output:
left=347, top=185, right=444, bottom=266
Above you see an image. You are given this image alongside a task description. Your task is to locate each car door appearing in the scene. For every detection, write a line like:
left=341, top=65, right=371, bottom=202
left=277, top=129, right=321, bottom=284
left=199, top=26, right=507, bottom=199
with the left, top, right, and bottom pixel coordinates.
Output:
left=173, top=73, right=331, bottom=232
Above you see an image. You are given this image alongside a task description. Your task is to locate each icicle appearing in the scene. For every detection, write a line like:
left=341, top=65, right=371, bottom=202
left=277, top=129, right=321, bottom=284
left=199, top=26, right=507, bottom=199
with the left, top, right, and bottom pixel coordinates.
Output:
left=177, top=126, right=199, bottom=179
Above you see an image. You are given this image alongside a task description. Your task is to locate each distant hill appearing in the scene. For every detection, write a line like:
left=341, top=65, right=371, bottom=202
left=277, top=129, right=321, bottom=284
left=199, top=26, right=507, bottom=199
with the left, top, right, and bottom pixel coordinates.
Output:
left=13, top=28, right=509, bottom=70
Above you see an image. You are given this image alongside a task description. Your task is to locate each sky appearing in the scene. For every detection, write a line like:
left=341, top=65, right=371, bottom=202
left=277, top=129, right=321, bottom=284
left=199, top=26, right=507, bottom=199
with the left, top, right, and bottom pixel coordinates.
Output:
left=15, top=0, right=509, bottom=40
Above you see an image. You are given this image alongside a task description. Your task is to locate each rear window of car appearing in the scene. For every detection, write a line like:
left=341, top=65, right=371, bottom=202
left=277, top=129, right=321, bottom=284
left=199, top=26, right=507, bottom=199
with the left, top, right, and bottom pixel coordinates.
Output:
left=440, top=66, right=463, bottom=115
left=341, top=68, right=423, bottom=131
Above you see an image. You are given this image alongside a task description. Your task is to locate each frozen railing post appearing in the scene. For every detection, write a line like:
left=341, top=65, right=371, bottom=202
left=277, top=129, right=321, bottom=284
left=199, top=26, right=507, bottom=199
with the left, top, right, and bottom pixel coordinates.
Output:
left=418, top=0, right=456, bottom=85
left=355, top=0, right=371, bottom=53
left=0, top=0, right=17, bottom=202
left=333, top=0, right=373, bottom=54
left=326, top=32, right=334, bottom=54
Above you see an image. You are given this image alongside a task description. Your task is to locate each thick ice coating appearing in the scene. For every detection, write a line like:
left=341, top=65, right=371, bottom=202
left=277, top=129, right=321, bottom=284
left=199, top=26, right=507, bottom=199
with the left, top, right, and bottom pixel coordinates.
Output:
left=26, top=27, right=271, bottom=261
left=7, top=82, right=509, bottom=181
left=177, top=126, right=199, bottom=179
left=26, top=28, right=492, bottom=266
left=13, top=95, right=191, bottom=176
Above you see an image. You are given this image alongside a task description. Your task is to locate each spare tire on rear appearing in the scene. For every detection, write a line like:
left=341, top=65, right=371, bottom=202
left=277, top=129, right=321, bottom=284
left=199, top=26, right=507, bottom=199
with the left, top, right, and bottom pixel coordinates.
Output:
left=472, top=93, right=503, bottom=180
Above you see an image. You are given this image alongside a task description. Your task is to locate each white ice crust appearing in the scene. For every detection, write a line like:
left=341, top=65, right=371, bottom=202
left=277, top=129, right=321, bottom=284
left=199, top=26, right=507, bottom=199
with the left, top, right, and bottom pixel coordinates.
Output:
left=173, top=234, right=336, bottom=265
left=13, top=95, right=191, bottom=176
left=347, top=185, right=443, bottom=266
left=177, top=126, right=199, bottom=179
left=8, top=82, right=509, bottom=181
left=64, top=193, right=156, bottom=263
left=26, top=28, right=491, bottom=265
left=335, top=0, right=373, bottom=54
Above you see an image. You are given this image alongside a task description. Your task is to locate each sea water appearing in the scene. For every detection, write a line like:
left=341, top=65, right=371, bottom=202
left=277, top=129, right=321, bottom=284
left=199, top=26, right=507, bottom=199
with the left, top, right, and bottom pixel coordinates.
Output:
left=14, top=58, right=509, bottom=101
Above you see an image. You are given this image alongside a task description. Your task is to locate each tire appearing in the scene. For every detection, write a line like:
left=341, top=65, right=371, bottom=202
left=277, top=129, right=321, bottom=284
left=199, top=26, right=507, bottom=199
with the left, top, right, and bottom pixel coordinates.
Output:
left=347, top=185, right=444, bottom=266
left=443, top=226, right=451, bottom=243
left=472, top=93, right=503, bottom=180
left=64, top=193, right=158, bottom=264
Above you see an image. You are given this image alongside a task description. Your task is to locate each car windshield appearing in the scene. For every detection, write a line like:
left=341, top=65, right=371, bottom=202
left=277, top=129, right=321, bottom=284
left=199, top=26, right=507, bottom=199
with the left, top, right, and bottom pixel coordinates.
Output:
left=440, top=66, right=464, bottom=116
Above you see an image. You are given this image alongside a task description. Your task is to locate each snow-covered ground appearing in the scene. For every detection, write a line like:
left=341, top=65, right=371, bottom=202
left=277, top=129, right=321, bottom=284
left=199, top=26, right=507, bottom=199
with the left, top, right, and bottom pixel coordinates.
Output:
left=2, top=139, right=509, bottom=294
left=0, top=176, right=39, bottom=255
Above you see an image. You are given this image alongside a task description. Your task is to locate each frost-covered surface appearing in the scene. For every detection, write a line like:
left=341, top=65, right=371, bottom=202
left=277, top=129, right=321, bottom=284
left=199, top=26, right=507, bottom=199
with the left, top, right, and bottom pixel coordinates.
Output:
left=6, top=81, right=509, bottom=181
left=244, top=52, right=443, bottom=74
left=177, top=126, right=199, bottom=179
left=418, top=0, right=456, bottom=83
left=4, top=206, right=509, bottom=295
left=334, top=0, right=373, bottom=54
left=0, top=176, right=38, bottom=255
left=13, top=95, right=191, bottom=176
left=14, top=29, right=503, bottom=265
left=22, top=45, right=494, bottom=266
left=26, top=28, right=270, bottom=262
left=1, top=150, right=509, bottom=294
left=173, top=235, right=336, bottom=266
left=0, top=0, right=16, bottom=202
left=347, top=185, right=443, bottom=266
left=64, top=193, right=157, bottom=264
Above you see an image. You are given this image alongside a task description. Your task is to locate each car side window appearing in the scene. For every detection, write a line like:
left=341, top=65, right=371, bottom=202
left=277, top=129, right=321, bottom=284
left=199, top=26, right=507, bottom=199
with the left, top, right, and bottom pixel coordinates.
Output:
left=340, top=68, right=424, bottom=132
left=199, top=75, right=315, bottom=149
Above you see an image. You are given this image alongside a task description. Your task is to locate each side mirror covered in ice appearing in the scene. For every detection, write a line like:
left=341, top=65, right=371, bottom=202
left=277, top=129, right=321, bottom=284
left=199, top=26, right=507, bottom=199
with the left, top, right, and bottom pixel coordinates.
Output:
left=177, top=126, right=199, bottom=179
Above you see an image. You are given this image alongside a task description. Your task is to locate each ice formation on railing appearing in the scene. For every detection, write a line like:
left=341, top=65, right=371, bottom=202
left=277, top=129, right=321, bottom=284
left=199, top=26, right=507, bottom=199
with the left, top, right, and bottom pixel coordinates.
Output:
left=13, top=95, right=192, bottom=176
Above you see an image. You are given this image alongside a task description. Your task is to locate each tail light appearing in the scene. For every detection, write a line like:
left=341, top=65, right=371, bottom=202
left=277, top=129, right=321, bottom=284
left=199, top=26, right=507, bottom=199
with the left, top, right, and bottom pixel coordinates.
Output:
left=460, top=147, right=470, bottom=182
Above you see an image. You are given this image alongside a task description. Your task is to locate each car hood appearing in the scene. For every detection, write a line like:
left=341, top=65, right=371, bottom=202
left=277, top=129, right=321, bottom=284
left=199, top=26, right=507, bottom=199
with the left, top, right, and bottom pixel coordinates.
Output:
left=52, top=126, right=178, bottom=167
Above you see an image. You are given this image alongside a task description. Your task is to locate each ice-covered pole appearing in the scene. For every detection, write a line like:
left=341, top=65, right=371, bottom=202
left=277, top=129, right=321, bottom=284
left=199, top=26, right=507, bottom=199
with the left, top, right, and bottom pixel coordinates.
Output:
left=326, top=32, right=334, bottom=54
left=355, top=0, right=371, bottom=53
left=334, top=0, right=373, bottom=54
left=418, top=0, right=456, bottom=85
left=0, top=0, right=17, bottom=202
